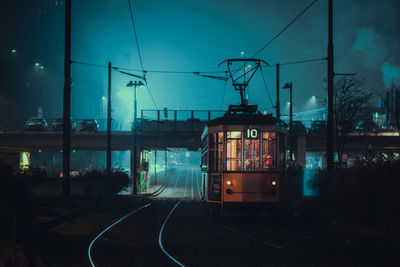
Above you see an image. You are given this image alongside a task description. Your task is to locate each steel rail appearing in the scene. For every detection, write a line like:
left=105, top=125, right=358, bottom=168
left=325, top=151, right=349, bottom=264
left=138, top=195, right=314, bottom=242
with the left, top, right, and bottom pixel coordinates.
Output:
left=158, top=171, right=190, bottom=266
left=88, top=203, right=152, bottom=267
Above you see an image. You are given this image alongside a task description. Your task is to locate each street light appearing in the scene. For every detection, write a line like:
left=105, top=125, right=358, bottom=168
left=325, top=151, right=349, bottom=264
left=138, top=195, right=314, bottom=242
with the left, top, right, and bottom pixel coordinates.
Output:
left=283, top=82, right=293, bottom=160
left=126, top=80, right=145, bottom=195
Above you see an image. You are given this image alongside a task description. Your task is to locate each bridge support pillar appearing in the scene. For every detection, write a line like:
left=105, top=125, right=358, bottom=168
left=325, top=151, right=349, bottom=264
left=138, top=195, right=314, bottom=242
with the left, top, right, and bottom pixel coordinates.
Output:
left=130, top=148, right=139, bottom=195
left=295, top=135, right=306, bottom=168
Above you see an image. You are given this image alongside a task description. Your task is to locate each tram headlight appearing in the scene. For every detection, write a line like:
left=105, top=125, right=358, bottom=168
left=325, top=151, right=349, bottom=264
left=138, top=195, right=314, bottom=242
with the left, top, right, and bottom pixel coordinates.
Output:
left=271, top=180, right=277, bottom=186
left=226, top=180, right=232, bottom=186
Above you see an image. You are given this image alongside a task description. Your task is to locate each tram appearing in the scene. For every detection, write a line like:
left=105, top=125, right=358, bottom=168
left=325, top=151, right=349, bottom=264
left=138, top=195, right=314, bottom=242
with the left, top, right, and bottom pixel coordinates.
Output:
left=200, top=58, right=287, bottom=212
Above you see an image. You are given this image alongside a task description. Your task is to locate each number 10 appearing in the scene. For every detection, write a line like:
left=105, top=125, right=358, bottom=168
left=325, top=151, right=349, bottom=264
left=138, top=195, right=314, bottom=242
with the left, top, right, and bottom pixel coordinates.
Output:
left=247, top=129, right=258, bottom=138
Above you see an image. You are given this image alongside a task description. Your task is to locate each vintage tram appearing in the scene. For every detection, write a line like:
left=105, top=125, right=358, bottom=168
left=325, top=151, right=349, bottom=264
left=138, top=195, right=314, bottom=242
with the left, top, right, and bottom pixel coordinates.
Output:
left=201, top=109, right=287, bottom=208
left=200, top=58, right=287, bottom=213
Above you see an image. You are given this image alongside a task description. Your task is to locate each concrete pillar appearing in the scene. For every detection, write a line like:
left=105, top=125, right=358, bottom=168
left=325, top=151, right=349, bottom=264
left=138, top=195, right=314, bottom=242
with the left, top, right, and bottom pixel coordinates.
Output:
left=296, top=135, right=306, bottom=168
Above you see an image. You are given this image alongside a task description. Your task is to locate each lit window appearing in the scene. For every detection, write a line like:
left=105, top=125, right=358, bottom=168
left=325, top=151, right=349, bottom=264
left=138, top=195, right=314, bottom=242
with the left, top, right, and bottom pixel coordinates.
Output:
left=226, top=131, right=242, bottom=171
left=262, top=132, right=276, bottom=170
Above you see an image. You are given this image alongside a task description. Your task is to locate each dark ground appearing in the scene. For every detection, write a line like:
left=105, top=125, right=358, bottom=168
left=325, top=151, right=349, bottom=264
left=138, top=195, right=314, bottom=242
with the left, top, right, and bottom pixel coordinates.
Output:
left=31, top=196, right=399, bottom=267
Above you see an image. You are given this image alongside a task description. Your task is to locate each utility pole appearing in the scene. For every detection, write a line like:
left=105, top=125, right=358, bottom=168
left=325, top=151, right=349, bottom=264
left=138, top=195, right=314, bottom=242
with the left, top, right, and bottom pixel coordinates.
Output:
left=62, top=0, right=71, bottom=197
left=8, top=50, right=13, bottom=130
left=130, top=80, right=144, bottom=195
left=106, top=62, right=112, bottom=177
left=165, top=150, right=167, bottom=177
left=327, top=0, right=334, bottom=171
left=154, top=150, right=157, bottom=185
left=283, top=82, right=293, bottom=160
left=276, top=64, right=280, bottom=120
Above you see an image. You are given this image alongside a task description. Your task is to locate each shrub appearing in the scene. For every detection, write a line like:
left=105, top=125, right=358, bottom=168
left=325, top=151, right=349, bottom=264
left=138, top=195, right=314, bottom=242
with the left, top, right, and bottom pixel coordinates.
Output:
left=311, top=159, right=400, bottom=234
left=78, top=168, right=130, bottom=195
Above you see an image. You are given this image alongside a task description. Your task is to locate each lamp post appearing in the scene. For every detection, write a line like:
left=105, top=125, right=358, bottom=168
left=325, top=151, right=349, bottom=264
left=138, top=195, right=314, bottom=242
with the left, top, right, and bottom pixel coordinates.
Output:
left=127, top=80, right=144, bottom=195
left=8, top=49, right=16, bottom=129
left=283, top=82, right=293, bottom=160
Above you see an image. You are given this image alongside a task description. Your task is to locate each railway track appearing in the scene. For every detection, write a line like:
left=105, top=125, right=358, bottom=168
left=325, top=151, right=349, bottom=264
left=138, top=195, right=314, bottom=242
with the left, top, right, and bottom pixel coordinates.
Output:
left=87, top=170, right=201, bottom=267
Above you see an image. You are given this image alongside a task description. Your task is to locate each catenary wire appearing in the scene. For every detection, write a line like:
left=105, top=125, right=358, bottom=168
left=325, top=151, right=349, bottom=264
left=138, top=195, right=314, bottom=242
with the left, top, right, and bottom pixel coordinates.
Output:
left=127, top=0, right=145, bottom=75
left=251, top=0, right=319, bottom=59
left=260, top=67, right=275, bottom=109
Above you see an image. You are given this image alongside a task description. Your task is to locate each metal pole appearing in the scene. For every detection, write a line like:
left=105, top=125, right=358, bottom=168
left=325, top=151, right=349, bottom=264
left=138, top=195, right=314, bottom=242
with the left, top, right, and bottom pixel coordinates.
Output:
left=62, top=0, right=71, bottom=197
left=327, top=0, right=334, bottom=171
left=133, top=82, right=138, bottom=195
left=154, top=150, right=157, bottom=185
left=165, top=150, right=167, bottom=176
left=8, top=51, right=12, bottom=130
left=289, top=83, right=293, bottom=160
left=276, top=64, right=280, bottom=120
left=106, top=62, right=112, bottom=176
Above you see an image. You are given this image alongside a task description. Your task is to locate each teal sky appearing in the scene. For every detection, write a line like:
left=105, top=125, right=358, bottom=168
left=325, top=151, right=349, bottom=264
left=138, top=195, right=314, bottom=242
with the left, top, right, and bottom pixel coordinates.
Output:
left=2, top=0, right=400, bottom=123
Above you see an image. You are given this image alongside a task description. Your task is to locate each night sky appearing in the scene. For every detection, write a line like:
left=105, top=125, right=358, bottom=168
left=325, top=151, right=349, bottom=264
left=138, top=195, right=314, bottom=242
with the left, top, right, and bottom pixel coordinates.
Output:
left=1, top=0, right=399, bottom=127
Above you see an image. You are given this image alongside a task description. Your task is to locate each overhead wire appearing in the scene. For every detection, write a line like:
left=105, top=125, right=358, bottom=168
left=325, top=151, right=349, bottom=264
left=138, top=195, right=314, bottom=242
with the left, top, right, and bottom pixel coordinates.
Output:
left=128, top=0, right=145, bottom=75
left=219, top=80, right=228, bottom=110
left=251, top=0, right=319, bottom=59
left=229, top=0, right=320, bottom=78
left=260, top=67, right=275, bottom=109
left=127, top=0, right=160, bottom=109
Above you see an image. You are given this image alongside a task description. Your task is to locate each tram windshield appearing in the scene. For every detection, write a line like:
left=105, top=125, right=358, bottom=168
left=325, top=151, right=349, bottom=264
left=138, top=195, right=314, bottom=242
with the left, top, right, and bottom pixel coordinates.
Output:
left=205, top=130, right=278, bottom=172
left=262, top=132, right=276, bottom=170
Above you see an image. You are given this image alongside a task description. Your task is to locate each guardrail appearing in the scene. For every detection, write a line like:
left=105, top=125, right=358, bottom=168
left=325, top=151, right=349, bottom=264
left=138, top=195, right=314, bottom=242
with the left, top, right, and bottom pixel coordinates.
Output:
left=140, top=109, right=225, bottom=122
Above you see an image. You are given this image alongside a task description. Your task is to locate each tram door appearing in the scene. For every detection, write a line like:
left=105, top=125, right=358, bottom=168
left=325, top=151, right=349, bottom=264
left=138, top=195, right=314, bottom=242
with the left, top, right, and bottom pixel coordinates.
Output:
left=209, top=174, right=222, bottom=201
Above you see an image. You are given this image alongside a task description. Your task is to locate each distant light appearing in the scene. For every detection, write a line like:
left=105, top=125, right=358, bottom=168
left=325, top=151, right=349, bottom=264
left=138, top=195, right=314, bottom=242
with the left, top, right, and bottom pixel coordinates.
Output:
left=102, top=96, right=107, bottom=101
left=311, top=96, right=316, bottom=99
left=272, top=180, right=277, bottom=186
left=241, top=51, right=245, bottom=55
left=11, top=49, right=17, bottom=53
left=40, top=66, right=44, bottom=69
left=287, top=101, right=291, bottom=105
left=226, top=180, right=232, bottom=185
left=34, top=62, right=40, bottom=67
left=247, top=64, right=252, bottom=68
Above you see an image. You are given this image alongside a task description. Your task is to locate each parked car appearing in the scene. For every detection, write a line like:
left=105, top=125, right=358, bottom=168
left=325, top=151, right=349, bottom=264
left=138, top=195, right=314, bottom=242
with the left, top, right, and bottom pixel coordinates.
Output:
left=52, top=117, right=77, bottom=131
left=80, top=119, right=99, bottom=132
left=24, top=117, right=48, bottom=131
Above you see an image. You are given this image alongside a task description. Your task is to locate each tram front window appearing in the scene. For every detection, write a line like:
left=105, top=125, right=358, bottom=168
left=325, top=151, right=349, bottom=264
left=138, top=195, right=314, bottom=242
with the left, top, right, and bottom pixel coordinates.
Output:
left=226, top=131, right=242, bottom=171
left=263, top=132, right=276, bottom=170
left=244, top=139, right=260, bottom=171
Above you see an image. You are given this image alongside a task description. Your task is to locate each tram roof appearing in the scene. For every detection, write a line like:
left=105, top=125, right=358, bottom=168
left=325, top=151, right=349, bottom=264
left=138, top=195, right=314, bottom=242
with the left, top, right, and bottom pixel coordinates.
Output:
left=208, top=113, right=286, bottom=127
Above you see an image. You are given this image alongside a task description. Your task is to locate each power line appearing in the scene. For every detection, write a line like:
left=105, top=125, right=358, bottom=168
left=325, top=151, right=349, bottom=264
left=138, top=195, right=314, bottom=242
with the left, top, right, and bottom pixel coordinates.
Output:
left=70, top=60, right=108, bottom=69
left=219, top=81, right=228, bottom=110
left=143, top=83, right=159, bottom=110
left=275, top=57, right=327, bottom=67
left=128, top=0, right=145, bottom=75
left=260, top=67, right=275, bottom=109
left=127, top=0, right=160, bottom=110
left=71, top=57, right=326, bottom=74
left=251, top=0, right=319, bottom=59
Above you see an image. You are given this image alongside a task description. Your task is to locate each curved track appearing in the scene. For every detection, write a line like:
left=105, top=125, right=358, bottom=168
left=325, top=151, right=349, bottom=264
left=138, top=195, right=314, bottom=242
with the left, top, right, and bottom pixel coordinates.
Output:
left=158, top=173, right=189, bottom=266
left=87, top=203, right=152, bottom=267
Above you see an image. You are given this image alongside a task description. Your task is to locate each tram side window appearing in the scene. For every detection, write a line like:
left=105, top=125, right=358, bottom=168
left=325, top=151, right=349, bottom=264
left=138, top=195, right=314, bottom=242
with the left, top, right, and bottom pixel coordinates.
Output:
left=209, top=133, right=217, bottom=172
left=226, top=131, right=242, bottom=171
left=217, top=132, right=224, bottom=171
left=201, top=135, right=208, bottom=171
left=209, top=132, right=224, bottom=172
left=262, top=132, right=276, bottom=170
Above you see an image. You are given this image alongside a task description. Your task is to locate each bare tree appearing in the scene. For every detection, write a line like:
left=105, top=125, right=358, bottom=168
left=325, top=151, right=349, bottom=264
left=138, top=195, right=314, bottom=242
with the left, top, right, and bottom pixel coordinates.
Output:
left=334, top=75, right=373, bottom=165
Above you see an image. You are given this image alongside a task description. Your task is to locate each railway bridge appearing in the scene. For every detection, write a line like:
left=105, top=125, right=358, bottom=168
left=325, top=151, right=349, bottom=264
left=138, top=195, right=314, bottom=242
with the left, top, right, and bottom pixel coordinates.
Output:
left=0, top=109, right=399, bottom=173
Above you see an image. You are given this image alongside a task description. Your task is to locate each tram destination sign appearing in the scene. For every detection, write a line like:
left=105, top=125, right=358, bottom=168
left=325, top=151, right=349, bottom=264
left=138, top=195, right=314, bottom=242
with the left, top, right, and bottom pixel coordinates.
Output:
left=245, top=128, right=259, bottom=139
